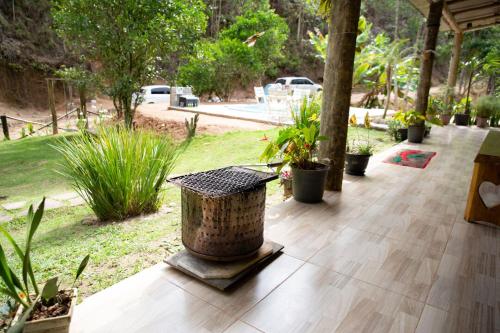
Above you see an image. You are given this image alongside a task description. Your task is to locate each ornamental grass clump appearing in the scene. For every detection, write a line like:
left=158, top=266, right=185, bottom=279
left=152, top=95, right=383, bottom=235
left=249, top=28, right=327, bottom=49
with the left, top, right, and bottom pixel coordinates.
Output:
left=55, top=126, right=178, bottom=221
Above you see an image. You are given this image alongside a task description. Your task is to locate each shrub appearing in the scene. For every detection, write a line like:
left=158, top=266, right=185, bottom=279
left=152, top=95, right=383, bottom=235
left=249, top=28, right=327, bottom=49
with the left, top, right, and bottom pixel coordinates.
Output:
left=178, top=8, right=288, bottom=100
left=55, top=127, right=178, bottom=221
left=475, top=95, right=500, bottom=118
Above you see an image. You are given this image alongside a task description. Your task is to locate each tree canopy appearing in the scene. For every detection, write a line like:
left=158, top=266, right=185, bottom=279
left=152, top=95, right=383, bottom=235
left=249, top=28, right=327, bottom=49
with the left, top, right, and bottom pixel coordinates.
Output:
left=178, top=8, right=288, bottom=100
left=52, top=0, right=207, bottom=127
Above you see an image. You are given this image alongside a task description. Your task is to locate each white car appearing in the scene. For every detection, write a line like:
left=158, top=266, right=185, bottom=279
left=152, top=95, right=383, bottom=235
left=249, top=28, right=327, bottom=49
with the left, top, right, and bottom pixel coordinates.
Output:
left=133, top=85, right=170, bottom=105
left=274, top=77, right=322, bottom=93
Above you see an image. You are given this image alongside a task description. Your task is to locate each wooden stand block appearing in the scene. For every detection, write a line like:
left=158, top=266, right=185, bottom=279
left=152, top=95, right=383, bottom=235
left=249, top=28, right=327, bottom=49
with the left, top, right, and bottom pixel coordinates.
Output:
left=165, top=241, right=283, bottom=290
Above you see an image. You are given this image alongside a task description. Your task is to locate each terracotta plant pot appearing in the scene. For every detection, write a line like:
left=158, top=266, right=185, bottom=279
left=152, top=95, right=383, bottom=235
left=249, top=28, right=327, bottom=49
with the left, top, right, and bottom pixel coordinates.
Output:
left=345, top=153, right=371, bottom=176
left=408, top=125, right=425, bottom=143
left=291, top=163, right=329, bottom=203
left=454, top=113, right=470, bottom=126
left=476, top=116, right=489, bottom=128
left=13, top=289, right=77, bottom=333
left=440, top=114, right=452, bottom=125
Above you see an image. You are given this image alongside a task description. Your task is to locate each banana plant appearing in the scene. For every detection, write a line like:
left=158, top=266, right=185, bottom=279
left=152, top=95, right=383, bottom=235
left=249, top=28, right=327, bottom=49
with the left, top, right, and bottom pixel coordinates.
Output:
left=261, top=97, right=326, bottom=171
left=0, top=198, right=90, bottom=327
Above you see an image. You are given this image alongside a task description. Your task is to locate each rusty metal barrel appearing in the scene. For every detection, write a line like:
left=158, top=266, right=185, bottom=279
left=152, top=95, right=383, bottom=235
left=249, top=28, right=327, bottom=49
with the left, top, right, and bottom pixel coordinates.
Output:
left=169, top=167, right=277, bottom=262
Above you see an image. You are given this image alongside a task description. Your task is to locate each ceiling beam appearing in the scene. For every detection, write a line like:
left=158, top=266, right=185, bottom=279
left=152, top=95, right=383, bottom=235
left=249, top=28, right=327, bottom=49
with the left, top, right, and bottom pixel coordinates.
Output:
left=456, top=12, right=497, bottom=24
left=464, top=20, right=500, bottom=31
left=450, top=2, right=498, bottom=15
left=442, top=3, right=463, bottom=32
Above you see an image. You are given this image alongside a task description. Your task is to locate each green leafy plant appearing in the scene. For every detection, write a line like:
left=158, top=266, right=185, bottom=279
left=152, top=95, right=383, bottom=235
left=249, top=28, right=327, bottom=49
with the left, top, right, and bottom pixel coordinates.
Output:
left=387, top=119, right=404, bottom=141
left=453, top=97, right=471, bottom=115
left=475, top=95, right=499, bottom=119
left=27, top=123, right=34, bottom=135
left=427, top=96, right=446, bottom=115
left=393, top=110, right=425, bottom=127
left=260, top=97, right=325, bottom=171
left=54, top=126, right=178, bottom=221
left=347, top=113, right=375, bottom=155
left=185, top=114, right=199, bottom=140
left=0, top=199, right=89, bottom=330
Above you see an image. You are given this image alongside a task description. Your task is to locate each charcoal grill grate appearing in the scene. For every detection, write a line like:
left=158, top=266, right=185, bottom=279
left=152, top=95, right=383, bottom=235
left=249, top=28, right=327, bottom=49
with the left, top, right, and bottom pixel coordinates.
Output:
left=168, top=166, right=278, bottom=197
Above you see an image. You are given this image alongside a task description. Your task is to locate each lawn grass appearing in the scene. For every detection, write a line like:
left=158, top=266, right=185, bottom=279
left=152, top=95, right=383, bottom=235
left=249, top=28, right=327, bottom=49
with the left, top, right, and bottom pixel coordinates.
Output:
left=0, top=126, right=394, bottom=298
left=0, top=135, right=76, bottom=202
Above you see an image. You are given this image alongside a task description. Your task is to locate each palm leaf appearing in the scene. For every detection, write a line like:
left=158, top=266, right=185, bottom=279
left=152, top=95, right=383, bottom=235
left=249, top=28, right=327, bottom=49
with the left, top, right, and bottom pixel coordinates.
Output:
left=73, top=255, right=90, bottom=286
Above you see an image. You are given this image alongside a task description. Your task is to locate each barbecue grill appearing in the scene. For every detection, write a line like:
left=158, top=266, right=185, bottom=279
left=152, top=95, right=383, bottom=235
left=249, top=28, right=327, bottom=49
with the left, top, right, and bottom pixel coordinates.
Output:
left=169, top=166, right=277, bottom=261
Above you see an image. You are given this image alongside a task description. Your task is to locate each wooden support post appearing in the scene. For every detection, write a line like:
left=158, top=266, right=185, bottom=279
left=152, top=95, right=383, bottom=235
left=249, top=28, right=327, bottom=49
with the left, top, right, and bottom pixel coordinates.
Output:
left=415, top=0, right=444, bottom=116
left=1, top=115, right=10, bottom=140
left=47, top=79, right=58, bottom=135
left=319, top=0, right=362, bottom=191
left=445, top=31, right=463, bottom=104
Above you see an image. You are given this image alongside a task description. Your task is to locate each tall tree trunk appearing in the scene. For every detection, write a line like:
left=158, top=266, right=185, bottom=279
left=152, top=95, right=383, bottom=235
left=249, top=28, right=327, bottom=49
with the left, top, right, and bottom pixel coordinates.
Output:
left=415, top=0, right=444, bottom=117
left=319, top=0, right=362, bottom=191
left=465, top=68, right=474, bottom=114
left=394, top=67, right=400, bottom=111
left=383, top=65, right=392, bottom=118
left=394, top=0, right=400, bottom=40
left=487, top=74, right=496, bottom=95
left=445, top=31, right=463, bottom=110
left=403, top=20, right=424, bottom=111
left=79, top=87, right=88, bottom=129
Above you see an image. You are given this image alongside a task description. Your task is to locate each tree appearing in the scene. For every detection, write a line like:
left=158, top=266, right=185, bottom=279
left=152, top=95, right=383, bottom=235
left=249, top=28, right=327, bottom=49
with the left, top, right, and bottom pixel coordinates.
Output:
left=56, top=65, right=96, bottom=127
left=219, top=8, right=289, bottom=77
left=52, top=0, right=207, bottom=128
left=308, top=16, right=372, bottom=86
left=318, top=0, right=362, bottom=191
left=178, top=8, right=288, bottom=99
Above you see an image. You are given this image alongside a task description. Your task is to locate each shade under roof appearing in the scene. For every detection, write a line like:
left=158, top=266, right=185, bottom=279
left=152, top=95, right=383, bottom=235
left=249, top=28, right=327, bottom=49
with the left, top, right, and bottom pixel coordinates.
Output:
left=408, top=0, right=500, bottom=32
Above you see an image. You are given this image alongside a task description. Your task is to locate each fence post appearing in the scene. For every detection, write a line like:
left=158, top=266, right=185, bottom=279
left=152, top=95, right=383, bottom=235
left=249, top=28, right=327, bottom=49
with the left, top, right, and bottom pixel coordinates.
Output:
left=47, top=79, right=58, bottom=135
left=1, top=115, right=10, bottom=140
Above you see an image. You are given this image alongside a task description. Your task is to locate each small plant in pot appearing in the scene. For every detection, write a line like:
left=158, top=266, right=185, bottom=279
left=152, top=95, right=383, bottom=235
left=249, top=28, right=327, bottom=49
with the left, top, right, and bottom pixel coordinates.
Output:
left=387, top=119, right=406, bottom=142
left=394, top=110, right=426, bottom=143
left=1, top=198, right=90, bottom=333
left=474, top=96, right=498, bottom=128
left=261, top=97, right=328, bottom=203
left=345, top=113, right=375, bottom=176
left=428, top=96, right=447, bottom=129
left=453, top=97, right=471, bottom=126
left=279, top=170, right=293, bottom=200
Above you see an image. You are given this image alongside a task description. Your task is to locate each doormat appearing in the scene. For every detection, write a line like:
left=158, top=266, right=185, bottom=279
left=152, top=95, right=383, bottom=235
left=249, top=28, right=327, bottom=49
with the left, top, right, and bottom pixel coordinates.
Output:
left=383, top=149, right=437, bottom=169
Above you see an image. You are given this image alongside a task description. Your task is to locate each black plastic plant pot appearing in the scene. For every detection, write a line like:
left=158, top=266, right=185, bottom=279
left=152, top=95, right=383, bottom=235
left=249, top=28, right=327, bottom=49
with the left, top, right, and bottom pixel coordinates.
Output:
left=345, top=153, right=371, bottom=176
left=408, top=125, right=425, bottom=143
left=454, top=113, right=470, bottom=126
left=398, top=128, right=408, bottom=141
left=291, top=163, right=329, bottom=203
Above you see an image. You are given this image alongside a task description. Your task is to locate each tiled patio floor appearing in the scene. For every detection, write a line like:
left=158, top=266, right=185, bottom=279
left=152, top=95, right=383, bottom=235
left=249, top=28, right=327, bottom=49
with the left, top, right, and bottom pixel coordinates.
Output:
left=71, top=126, right=498, bottom=333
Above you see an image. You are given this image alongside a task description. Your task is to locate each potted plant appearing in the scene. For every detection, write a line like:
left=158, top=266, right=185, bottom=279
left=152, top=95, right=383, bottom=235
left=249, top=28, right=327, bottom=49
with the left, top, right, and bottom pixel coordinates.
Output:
left=345, top=113, right=375, bottom=176
left=261, top=97, right=328, bottom=203
left=2, top=198, right=89, bottom=333
left=428, top=96, right=449, bottom=127
left=474, top=96, right=497, bottom=128
left=387, top=119, right=406, bottom=142
left=454, top=97, right=471, bottom=126
left=394, top=110, right=426, bottom=143
left=279, top=170, right=293, bottom=200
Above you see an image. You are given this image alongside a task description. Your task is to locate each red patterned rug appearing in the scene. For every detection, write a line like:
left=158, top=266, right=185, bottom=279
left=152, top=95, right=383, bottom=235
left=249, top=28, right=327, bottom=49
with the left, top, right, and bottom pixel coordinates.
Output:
left=383, top=149, right=437, bottom=169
